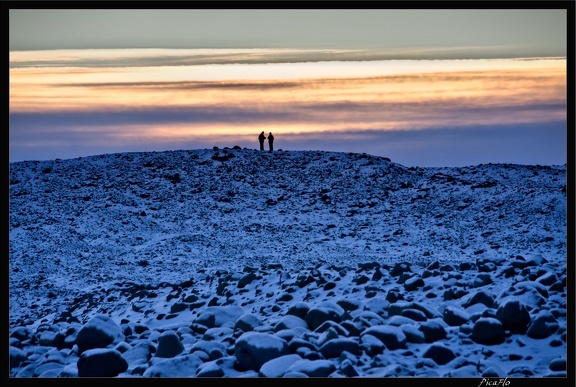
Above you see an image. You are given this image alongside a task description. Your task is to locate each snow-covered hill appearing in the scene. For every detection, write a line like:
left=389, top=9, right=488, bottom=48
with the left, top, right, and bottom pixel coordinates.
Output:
left=9, top=148, right=568, bottom=378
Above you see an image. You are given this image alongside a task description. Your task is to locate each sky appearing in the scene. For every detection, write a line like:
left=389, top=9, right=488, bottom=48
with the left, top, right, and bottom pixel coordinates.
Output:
left=8, top=8, right=570, bottom=167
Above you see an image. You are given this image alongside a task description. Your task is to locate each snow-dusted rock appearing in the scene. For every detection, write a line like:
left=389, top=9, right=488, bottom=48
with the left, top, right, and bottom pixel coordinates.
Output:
left=496, top=297, right=531, bottom=333
left=154, top=330, right=184, bottom=358
left=142, top=353, right=204, bottom=377
left=77, top=348, right=128, bottom=377
left=234, top=331, right=290, bottom=371
left=471, top=317, right=505, bottom=345
left=361, top=325, right=407, bottom=350
left=526, top=310, right=559, bottom=339
left=75, top=315, right=125, bottom=354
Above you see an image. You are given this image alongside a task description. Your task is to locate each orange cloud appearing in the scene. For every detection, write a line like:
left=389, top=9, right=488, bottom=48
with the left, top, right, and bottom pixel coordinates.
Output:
left=10, top=52, right=565, bottom=144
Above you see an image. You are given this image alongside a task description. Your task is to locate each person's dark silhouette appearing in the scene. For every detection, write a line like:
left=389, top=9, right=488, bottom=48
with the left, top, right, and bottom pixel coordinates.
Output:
left=268, top=132, right=274, bottom=152
left=258, top=131, right=266, bottom=150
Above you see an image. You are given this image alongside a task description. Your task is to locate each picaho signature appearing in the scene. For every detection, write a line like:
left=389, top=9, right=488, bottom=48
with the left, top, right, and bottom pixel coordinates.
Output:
left=478, top=378, right=511, bottom=387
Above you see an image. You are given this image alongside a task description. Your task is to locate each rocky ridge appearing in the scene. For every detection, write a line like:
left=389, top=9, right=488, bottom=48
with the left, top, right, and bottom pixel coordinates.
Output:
left=9, top=148, right=567, bottom=377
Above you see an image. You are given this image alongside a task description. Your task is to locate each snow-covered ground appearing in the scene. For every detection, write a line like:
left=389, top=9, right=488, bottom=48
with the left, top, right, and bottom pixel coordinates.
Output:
left=9, top=148, right=568, bottom=378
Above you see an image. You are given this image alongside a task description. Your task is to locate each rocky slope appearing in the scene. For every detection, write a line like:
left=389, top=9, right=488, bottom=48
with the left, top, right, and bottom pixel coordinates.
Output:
left=9, top=148, right=567, bottom=377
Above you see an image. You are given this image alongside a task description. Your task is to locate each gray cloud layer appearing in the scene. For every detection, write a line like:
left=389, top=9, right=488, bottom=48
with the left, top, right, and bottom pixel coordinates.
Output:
left=10, top=9, right=567, bottom=58
left=9, top=95, right=566, bottom=131
left=10, top=49, right=569, bottom=70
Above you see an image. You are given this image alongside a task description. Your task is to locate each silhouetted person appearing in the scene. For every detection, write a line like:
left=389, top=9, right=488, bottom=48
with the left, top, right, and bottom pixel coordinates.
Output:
left=258, top=131, right=266, bottom=150
left=268, top=132, right=274, bottom=152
